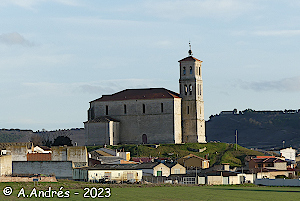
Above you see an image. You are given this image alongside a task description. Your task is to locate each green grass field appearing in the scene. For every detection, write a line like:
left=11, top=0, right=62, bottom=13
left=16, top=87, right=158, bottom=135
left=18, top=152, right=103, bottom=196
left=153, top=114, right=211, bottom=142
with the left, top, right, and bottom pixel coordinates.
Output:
left=0, top=181, right=300, bottom=200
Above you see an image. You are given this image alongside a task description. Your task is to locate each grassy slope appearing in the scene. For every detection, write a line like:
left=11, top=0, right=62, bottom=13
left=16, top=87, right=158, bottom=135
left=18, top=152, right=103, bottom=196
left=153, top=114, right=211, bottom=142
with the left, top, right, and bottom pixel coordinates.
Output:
left=88, top=142, right=263, bottom=167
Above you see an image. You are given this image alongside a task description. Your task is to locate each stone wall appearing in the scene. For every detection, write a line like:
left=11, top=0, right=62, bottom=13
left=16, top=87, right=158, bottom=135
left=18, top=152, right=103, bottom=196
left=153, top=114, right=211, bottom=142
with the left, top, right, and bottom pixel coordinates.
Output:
left=7, top=145, right=28, bottom=161
left=0, top=155, right=12, bottom=176
left=85, top=121, right=108, bottom=145
left=13, top=161, right=72, bottom=179
left=88, top=98, right=180, bottom=145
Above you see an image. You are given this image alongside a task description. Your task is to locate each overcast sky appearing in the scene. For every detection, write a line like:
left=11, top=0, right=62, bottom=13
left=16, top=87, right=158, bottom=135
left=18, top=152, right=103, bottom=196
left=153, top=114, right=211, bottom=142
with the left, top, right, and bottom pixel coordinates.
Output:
left=1, top=0, right=300, bottom=131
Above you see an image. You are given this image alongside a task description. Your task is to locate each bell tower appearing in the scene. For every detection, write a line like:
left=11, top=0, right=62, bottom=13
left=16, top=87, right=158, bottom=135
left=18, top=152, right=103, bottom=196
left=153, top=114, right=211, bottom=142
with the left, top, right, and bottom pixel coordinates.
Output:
left=179, top=43, right=206, bottom=143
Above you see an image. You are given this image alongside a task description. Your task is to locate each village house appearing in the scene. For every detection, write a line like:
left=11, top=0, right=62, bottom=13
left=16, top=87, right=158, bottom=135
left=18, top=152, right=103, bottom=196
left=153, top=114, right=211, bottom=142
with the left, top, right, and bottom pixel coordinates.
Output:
left=249, top=156, right=296, bottom=179
left=177, top=154, right=209, bottom=169
left=73, top=164, right=143, bottom=183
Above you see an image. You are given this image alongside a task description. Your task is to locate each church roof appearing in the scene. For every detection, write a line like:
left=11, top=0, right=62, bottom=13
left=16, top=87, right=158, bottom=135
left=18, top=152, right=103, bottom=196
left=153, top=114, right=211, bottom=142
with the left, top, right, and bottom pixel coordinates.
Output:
left=84, top=116, right=119, bottom=123
left=178, top=56, right=202, bottom=62
left=91, top=88, right=180, bottom=102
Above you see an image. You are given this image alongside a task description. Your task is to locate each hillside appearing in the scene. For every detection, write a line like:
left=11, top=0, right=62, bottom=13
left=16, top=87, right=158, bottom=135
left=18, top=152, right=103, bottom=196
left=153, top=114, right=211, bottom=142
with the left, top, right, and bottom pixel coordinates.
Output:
left=206, top=109, right=300, bottom=149
left=0, top=129, right=33, bottom=143
left=88, top=142, right=263, bottom=167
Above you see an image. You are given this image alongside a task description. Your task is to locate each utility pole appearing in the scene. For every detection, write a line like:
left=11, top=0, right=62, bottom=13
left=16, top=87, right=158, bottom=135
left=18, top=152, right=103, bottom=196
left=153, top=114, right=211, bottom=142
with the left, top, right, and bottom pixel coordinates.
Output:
left=195, top=166, right=197, bottom=185
left=235, top=130, right=238, bottom=150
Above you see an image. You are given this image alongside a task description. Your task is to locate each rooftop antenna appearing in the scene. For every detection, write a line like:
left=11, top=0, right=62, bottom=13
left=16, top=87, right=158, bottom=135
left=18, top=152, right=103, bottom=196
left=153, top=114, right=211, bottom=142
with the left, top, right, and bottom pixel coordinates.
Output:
left=188, top=41, right=193, bottom=56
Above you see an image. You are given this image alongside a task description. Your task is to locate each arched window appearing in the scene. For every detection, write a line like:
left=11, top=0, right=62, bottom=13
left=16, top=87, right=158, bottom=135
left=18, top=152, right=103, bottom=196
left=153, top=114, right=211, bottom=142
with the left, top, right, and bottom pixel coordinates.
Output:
left=161, top=103, right=164, bottom=113
left=142, top=134, right=147, bottom=144
left=143, top=104, right=145, bottom=113
left=184, top=85, right=188, bottom=95
left=199, top=67, right=201, bottom=76
left=124, top=104, right=127, bottom=114
left=187, top=106, right=190, bottom=114
left=200, top=84, right=202, bottom=95
left=190, top=66, right=192, bottom=74
left=183, top=67, right=186, bottom=75
left=106, top=105, right=108, bottom=115
left=189, top=84, right=192, bottom=95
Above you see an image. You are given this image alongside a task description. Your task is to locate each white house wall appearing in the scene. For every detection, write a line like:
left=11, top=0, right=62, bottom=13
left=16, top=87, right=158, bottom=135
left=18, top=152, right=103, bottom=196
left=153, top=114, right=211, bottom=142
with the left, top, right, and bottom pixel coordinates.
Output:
left=153, top=163, right=170, bottom=177
left=0, top=155, right=12, bottom=176
left=87, top=169, right=142, bottom=182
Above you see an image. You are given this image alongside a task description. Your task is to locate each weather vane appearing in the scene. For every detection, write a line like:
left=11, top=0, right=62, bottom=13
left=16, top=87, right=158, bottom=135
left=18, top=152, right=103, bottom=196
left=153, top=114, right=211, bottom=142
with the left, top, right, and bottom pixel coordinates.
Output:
left=188, top=41, right=193, bottom=56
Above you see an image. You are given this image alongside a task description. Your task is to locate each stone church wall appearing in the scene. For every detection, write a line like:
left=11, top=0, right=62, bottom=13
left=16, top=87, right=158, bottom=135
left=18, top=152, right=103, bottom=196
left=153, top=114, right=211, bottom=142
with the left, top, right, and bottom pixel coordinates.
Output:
left=85, top=122, right=108, bottom=146
left=90, top=98, right=180, bottom=144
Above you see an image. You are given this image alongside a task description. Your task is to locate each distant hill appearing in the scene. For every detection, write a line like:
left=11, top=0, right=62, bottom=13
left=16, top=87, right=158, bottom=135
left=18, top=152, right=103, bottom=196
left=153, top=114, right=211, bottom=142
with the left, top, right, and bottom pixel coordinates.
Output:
left=89, top=142, right=263, bottom=167
left=206, top=109, right=300, bottom=150
left=0, top=129, right=33, bottom=143
left=0, top=128, right=85, bottom=146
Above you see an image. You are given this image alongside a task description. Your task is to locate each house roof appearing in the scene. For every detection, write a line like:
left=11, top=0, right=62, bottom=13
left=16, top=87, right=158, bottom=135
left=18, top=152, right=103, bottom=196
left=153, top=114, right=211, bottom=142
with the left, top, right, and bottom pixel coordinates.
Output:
left=131, top=157, right=154, bottom=163
left=82, top=164, right=143, bottom=170
left=135, top=162, right=161, bottom=169
left=178, top=56, right=202, bottom=62
left=165, top=163, right=183, bottom=168
left=181, top=153, right=207, bottom=161
left=256, top=156, right=276, bottom=159
left=252, top=157, right=286, bottom=163
left=91, top=88, right=180, bottom=103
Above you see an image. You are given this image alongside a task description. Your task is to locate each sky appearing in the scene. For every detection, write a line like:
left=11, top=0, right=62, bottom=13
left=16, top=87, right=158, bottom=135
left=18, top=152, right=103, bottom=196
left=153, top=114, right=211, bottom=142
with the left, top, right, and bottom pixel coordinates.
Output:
left=1, top=0, right=300, bottom=131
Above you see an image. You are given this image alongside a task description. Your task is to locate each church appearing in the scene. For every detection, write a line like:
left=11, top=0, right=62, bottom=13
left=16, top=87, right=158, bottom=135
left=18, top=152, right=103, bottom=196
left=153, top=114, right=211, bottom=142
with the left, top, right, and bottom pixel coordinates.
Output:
left=84, top=45, right=206, bottom=145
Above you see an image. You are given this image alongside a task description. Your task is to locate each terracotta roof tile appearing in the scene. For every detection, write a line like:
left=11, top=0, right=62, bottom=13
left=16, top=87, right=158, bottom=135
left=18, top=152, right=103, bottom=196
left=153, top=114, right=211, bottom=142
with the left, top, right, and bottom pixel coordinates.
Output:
left=91, top=88, right=180, bottom=103
left=178, top=56, right=202, bottom=62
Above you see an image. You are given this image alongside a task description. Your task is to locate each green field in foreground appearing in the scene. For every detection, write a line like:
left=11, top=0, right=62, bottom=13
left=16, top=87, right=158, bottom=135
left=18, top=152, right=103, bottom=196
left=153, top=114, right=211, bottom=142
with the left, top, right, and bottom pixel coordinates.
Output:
left=0, top=181, right=300, bottom=201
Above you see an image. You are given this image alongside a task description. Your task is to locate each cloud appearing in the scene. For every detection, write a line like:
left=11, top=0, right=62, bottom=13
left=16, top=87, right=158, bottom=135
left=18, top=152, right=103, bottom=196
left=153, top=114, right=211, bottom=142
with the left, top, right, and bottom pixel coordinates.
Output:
left=142, top=0, right=256, bottom=19
left=22, top=79, right=156, bottom=97
left=232, top=29, right=300, bottom=37
left=0, top=32, right=34, bottom=46
left=238, top=76, right=300, bottom=92
left=254, top=30, right=300, bottom=36
left=0, top=0, right=82, bottom=9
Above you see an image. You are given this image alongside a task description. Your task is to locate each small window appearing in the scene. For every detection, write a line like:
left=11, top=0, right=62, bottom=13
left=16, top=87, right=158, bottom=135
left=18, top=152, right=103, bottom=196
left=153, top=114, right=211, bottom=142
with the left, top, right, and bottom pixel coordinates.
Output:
left=200, top=84, right=202, bottom=95
left=161, top=103, right=163, bottom=113
left=189, top=85, right=192, bottom=95
left=187, top=106, right=189, bottom=114
left=124, top=104, right=127, bottom=114
left=199, top=67, right=201, bottom=76
left=106, top=105, right=108, bottom=115
left=143, top=104, right=145, bottom=113
left=190, top=66, right=192, bottom=74
left=184, top=85, right=188, bottom=95
left=183, top=67, right=186, bottom=75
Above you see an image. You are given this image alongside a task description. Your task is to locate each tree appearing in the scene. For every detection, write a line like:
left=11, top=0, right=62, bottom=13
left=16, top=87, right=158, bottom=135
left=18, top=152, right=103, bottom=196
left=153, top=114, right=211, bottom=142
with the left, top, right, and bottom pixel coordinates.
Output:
left=30, top=134, right=43, bottom=146
left=52, top=136, right=73, bottom=146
